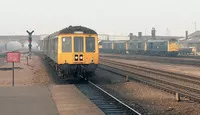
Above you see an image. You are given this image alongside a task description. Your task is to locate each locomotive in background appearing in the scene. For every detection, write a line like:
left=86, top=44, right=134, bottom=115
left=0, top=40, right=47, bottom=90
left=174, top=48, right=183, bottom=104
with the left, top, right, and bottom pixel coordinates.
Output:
left=100, top=28, right=197, bottom=56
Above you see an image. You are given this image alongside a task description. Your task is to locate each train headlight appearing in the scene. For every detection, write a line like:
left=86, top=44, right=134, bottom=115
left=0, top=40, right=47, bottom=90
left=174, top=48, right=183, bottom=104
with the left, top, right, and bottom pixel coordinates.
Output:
left=75, top=56, right=78, bottom=59
left=79, top=54, right=83, bottom=61
left=91, top=57, right=94, bottom=63
left=80, top=56, right=83, bottom=59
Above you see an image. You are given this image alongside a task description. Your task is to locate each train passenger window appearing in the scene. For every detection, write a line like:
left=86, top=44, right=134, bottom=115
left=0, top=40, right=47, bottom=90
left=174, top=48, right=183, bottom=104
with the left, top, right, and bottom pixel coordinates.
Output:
left=138, top=43, right=142, bottom=48
left=149, top=43, right=153, bottom=49
left=74, top=37, right=84, bottom=52
left=86, top=37, right=95, bottom=52
left=62, top=37, right=72, bottom=52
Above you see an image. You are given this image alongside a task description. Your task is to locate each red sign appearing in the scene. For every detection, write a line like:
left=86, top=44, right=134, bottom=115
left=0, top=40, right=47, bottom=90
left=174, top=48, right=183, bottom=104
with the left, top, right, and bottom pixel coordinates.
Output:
left=6, top=52, right=20, bottom=62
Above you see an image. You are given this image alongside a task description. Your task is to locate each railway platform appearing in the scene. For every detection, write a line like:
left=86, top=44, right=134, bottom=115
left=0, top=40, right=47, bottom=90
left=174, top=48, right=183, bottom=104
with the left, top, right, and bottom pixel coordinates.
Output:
left=49, top=84, right=104, bottom=115
left=0, top=85, right=105, bottom=115
left=0, top=86, right=59, bottom=115
left=0, top=52, right=104, bottom=115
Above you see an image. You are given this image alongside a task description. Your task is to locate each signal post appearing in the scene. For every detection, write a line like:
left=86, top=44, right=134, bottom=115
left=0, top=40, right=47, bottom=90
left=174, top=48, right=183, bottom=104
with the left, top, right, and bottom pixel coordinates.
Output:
left=26, top=30, right=34, bottom=59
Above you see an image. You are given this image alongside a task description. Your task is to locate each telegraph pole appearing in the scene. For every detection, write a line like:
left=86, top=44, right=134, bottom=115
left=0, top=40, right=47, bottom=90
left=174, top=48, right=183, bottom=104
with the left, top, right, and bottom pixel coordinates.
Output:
left=26, top=30, right=34, bottom=59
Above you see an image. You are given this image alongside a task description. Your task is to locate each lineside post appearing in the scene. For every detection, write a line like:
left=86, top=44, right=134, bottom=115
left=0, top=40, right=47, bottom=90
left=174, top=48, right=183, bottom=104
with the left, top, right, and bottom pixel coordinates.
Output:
left=12, top=62, right=14, bottom=87
left=176, top=93, right=180, bottom=102
left=176, top=88, right=180, bottom=102
left=6, top=52, right=20, bottom=87
left=125, top=75, right=129, bottom=82
left=27, top=56, right=28, bottom=65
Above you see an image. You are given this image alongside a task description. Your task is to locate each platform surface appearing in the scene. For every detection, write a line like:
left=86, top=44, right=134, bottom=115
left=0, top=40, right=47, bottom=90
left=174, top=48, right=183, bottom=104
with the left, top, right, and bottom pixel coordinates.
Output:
left=50, top=85, right=105, bottom=115
left=0, top=86, right=59, bottom=115
left=0, top=54, right=104, bottom=115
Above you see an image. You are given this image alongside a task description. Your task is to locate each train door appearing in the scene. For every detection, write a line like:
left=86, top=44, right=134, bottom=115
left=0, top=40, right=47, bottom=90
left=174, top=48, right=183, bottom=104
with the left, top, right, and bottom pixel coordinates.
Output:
left=74, top=37, right=84, bottom=61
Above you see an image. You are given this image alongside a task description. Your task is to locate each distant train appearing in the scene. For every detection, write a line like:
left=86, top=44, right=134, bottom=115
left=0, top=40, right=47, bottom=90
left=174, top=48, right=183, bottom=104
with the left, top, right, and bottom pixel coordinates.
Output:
left=43, top=26, right=99, bottom=81
left=100, top=38, right=180, bottom=56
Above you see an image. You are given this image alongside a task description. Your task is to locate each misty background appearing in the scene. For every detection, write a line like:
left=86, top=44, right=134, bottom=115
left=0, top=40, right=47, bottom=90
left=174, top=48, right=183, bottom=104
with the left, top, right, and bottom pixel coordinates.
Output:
left=0, top=41, right=38, bottom=53
left=0, top=0, right=199, bottom=51
left=0, top=0, right=199, bottom=36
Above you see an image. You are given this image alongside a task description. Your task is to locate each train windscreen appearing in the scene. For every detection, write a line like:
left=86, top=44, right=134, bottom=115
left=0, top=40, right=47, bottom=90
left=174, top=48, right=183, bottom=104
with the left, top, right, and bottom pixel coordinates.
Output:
left=86, top=37, right=95, bottom=52
left=74, top=37, right=84, bottom=52
left=62, top=37, right=72, bottom=52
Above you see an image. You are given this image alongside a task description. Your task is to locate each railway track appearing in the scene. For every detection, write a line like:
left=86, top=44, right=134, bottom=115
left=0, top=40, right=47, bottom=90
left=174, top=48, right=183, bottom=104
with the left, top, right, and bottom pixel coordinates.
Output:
left=101, top=58, right=200, bottom=86
left=39, top=52, right=141, bottom=115
left=100, top=54, right=200, bottom=66
left=76, top=81, right=141, bottom=115
left=100, top=59, right=200, bottom=102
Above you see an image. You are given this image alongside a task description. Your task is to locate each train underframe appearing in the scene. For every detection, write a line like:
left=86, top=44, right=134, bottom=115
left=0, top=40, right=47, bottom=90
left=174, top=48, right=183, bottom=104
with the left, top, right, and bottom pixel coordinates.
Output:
left=44, top=56, right=97, bottom=81
left=100, top=49, right=179, bottom=56
left=57, top=64, right=97, bottom=81
left=178, top=51, right=196, bottom=56
left=145, top=51, right=178, bottom=56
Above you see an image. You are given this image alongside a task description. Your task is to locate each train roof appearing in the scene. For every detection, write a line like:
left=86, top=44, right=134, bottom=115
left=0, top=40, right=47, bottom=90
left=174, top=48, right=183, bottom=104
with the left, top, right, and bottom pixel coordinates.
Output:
left=101, top=40, right=128, bottom=43
left=44, top=26, right=97, bottom=39
left=101, top=40, right=112, bottom=43
left=130, top=36, right=182, bottom=41
left=113, top=40, right=127, bottom=43
left=58, top=26, right=97, bottom=34
left=155, top=36, right=183, bottom=40
left=129, top=37, right=149, bottom=42
left=147, top=39, right=178, bottom=42
left=147, top=39, right=169, bottom=42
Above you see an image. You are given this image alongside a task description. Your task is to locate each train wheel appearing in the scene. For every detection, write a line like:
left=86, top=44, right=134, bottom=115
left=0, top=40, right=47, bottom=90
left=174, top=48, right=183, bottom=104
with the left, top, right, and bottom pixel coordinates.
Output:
left=83, top=72, right=89, bottom=82
left=57, top=69, right=64, bottom=79
left=82, top=71, right=93, bottom=82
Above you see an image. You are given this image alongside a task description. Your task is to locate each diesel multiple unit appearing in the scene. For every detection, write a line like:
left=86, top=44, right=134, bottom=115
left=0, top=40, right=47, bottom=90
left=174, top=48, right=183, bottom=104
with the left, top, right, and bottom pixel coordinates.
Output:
left=43, top=26, right=99, bottom=80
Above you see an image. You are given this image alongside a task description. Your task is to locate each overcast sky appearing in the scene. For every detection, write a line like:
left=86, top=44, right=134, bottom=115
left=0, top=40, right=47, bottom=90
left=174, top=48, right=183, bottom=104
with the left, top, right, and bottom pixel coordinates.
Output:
left=0, top=0, right=199, bottom=36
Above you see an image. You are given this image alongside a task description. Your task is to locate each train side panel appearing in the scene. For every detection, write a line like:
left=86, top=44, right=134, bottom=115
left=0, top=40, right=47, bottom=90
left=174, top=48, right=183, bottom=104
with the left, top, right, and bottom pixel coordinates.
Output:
left=43, top=36, right=58, bottom=63
left=128, top=40, right=146, bottom=54
left=146, top=39, right=179, bottom=56
left=101, top=41, right=113, bottom=53
left=147, top=40, right=168, bottom=52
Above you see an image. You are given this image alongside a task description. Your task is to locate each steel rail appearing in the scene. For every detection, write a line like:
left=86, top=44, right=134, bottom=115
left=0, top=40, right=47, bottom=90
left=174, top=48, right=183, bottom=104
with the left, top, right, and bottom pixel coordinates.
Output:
left=88, top=81, right=141, bottom=115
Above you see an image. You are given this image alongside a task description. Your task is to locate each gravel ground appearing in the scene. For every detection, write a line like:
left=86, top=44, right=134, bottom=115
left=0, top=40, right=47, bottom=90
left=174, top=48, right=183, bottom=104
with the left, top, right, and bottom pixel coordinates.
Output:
left=100, top=53, right=200, bottom=61
left=100, top=57, right=200, bottom=78
left=2, top=52, right=200, bottom=114
left=93, top=68, right=200, bottom=115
